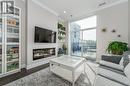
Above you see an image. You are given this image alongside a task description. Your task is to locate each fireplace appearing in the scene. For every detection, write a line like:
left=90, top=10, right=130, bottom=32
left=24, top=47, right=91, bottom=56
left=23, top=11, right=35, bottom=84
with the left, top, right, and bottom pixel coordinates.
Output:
left=33, top=48, right=55, bottom=60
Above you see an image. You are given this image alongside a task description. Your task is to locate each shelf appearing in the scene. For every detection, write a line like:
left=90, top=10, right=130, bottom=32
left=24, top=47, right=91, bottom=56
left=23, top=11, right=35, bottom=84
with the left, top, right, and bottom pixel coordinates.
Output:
left=58, top=42, right=66, bottom=43
left=58, top=29, right=66, bottom=32
left=7, top=32, right=19, bottom=34
left=7, top=26, right=19, bottom=29
left=6, top=43, right=19, bottom=45
left=7, top=25, right=19, bottom=28
left=58, top=35, right=65, bottom=37
left=7, top=58, right=19, bottom=64
left=3, top=14, right=20, bottom=18
left=7, top=33, right=19, bottom=38
left=7, top=56, right=18, bottom=59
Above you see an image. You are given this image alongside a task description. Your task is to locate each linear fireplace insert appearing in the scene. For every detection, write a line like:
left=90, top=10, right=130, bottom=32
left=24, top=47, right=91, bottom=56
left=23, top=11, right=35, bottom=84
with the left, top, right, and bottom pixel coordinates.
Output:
left=33, top=48, right=55, bottom=60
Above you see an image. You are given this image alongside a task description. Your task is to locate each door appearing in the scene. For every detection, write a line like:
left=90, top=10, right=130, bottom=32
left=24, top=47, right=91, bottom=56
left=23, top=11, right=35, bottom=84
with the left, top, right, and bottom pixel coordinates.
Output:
left=5, top=16, right=20, bottom=72
left=0, top=17, right=3, bottom=74
left=82, top=29, right=96, bottom=60
left=70, top=15, right=97, bottom=61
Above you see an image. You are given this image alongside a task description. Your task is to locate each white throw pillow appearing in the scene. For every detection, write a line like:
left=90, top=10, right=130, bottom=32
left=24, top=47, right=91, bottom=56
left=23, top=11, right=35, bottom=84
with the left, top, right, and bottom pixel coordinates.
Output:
left=124, top=62, right=130, bottom=82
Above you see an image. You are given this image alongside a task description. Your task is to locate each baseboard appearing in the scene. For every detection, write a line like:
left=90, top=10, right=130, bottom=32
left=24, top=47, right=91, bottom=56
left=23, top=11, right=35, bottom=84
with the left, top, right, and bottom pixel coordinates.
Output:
left=26, top=56, right=55, bottom=69
left=27, top=61, right=49, bottom=70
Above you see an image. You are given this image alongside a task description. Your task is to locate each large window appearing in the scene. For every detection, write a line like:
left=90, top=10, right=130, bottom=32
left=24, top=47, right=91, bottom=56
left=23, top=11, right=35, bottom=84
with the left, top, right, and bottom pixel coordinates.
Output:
left=70, top=16, right=97, bottom=60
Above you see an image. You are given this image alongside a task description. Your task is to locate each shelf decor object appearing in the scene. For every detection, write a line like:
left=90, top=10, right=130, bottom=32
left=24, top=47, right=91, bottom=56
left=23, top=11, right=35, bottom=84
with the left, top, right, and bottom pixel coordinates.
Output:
left=101, top=27, right=107, bottom=32
left=58, top=23, right=66, bottom=42
left=111, top=29, right=116, bottom=33
left=0, top=6, right=21, bottom=76
left=57, top=23, right=67, bottom=56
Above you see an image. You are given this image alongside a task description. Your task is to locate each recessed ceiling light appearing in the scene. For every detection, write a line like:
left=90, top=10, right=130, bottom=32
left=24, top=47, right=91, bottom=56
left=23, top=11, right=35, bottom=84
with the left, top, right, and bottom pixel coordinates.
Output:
left=63, top=11, right=66, bottom=13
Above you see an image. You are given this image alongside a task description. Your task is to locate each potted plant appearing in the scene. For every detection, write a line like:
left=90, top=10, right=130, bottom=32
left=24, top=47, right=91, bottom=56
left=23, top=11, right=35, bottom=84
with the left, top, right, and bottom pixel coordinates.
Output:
left=58, top=23, right=63, bottom=29
left=106, top=41, right=128, bottom=55
left=62, top=44, right=67, bottom=54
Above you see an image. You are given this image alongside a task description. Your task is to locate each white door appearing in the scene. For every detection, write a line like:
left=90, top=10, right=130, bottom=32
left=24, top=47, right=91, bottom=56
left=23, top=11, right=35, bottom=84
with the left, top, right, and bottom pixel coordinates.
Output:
left=5, top=16, right=20, bottom=72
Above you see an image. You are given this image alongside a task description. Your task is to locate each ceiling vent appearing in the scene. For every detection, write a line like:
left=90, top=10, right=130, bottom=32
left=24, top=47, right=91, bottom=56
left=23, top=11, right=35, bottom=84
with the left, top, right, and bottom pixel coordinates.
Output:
left=99, top=2, right=106, bottom=7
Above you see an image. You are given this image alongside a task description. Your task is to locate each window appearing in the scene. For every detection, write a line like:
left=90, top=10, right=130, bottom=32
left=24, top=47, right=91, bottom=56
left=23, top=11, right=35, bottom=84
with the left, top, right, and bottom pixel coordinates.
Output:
left=70, top=15, right=97, bottom=60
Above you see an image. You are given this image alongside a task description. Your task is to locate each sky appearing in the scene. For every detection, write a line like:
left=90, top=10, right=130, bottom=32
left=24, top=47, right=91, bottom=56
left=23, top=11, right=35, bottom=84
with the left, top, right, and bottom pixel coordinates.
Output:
left=74, top=15, right=97, bottom=41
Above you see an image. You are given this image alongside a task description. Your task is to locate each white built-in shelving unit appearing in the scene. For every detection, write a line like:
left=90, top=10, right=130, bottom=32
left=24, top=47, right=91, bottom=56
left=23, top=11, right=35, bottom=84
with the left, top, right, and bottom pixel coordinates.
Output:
left=0, top=7, right=21, bottom=77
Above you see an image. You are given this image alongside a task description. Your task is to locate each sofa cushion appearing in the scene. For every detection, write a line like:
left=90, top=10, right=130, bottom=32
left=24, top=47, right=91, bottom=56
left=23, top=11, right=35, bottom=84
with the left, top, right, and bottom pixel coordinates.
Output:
left=100, top=65, right=124, bottom=75
left=99, top=60, right=124, bottom=71
left=98, top=68, right=130, bottom=86
left=94, top=75, right=125, bottom=86
left=124, top=62, right=130, bottom=83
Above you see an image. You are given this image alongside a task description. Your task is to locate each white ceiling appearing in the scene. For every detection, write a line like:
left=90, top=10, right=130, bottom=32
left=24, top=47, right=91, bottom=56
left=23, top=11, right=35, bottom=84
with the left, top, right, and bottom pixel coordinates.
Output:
left=34, top=0, right=127, bottom=21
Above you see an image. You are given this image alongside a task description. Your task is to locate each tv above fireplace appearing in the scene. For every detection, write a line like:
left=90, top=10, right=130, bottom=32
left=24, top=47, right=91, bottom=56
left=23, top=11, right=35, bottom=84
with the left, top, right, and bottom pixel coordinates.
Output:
left=35, top=26, right=56, bottom=43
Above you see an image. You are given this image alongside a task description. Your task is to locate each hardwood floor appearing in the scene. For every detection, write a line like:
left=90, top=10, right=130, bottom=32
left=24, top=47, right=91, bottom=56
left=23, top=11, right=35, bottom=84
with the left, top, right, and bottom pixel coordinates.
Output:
left=0, top=63, right=49, bottom=86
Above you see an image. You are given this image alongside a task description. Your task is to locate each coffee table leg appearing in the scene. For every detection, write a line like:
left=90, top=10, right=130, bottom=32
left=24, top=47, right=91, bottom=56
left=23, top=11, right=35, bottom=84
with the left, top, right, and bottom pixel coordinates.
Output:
left=72, top=82, right=74, bottom=86
left=72, top=70, right=75, bottom=86
left=84, top=62, right=86, bottom=74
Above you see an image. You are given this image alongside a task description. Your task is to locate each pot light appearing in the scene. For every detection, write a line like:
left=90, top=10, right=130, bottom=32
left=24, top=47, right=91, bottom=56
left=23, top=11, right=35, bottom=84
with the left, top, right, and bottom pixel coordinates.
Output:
left=63, top=11, right=66, bottom=13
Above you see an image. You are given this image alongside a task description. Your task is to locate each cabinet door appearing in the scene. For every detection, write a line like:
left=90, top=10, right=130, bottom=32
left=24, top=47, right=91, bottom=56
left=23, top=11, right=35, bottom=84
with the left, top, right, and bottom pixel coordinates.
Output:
left=6, top=16, right=19, bottom=43
left=6, top=45, right=19, bottom=72
left=0, top=17, right=3, bottom=74
left=6, top=16, right=20, bottom=72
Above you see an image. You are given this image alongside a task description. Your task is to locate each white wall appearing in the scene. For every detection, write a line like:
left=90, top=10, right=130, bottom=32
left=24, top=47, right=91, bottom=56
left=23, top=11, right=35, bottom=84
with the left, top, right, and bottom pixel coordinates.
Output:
left=96, top=2, right=128, bottom=61
left=15, top=0, right=26, bottom=68
left=27, top=0, right=58, bottom=69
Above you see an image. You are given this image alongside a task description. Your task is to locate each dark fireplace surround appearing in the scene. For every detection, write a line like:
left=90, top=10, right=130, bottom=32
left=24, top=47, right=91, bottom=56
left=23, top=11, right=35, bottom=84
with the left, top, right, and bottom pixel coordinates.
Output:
left=33, top=48, right=55, bottom=60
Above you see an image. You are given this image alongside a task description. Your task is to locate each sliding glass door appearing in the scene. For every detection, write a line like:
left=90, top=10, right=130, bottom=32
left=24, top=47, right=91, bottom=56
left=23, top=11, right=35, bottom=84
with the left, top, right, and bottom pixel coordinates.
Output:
left=70, top=16, right=97, bottom=61
left=82, top=29, right=96, bottom=60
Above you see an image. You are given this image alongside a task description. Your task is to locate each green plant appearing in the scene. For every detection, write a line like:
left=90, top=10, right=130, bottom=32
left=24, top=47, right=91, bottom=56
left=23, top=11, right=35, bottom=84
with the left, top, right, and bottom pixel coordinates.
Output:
left=58, top=23, right=63, bottom=29
left=58, top=23, right=66, bottom=31
left=58, top=36, right=63, bottom=40
left=62, top=44, right=67, bottom=54
left=106, top=41, right=128, bottom=55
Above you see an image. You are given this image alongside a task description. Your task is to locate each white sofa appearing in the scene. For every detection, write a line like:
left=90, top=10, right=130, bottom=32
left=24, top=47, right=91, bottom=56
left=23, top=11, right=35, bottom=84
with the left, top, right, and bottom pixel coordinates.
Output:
left=99, top=51, right=130, bottom=73
left=94, top=61, right=130, bottom=86
left=93, top=52, right=130, bottom=86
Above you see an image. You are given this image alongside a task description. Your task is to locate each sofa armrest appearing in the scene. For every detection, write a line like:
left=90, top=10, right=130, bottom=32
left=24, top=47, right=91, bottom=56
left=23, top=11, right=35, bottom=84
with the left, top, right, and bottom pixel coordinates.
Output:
left=97, top=68, right=130, bottom=86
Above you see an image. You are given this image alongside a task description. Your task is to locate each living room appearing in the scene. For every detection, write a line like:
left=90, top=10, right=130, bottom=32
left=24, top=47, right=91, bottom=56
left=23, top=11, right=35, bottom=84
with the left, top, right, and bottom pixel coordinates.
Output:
left=0, top=0, right=130, bottom=86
